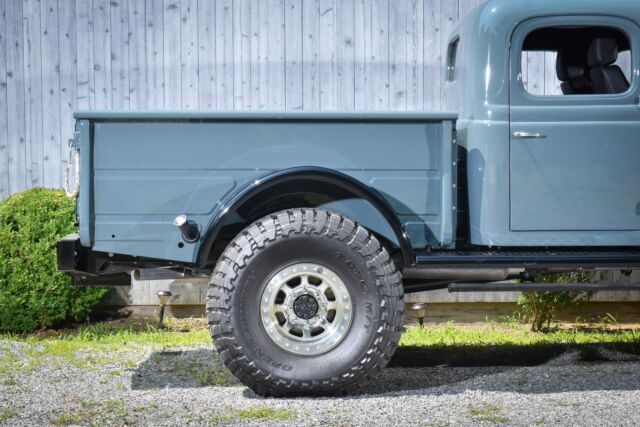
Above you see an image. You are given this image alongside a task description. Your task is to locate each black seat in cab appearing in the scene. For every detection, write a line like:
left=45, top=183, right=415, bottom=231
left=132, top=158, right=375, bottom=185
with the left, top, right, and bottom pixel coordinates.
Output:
left=588, top=37, right=630, bottom=94
left=556, top=48, right=592, bottom=95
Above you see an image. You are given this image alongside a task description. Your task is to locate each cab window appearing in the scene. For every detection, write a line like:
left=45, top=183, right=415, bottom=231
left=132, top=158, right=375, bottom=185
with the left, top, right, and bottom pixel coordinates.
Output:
left=520, top=26, right=632, bottom=96
left=446, top=38, right=459, bottom=82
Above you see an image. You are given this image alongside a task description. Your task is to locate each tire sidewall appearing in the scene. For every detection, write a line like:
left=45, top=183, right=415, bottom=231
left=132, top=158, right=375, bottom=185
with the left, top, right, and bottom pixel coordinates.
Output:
left=231, top=233, right=383, bottom=382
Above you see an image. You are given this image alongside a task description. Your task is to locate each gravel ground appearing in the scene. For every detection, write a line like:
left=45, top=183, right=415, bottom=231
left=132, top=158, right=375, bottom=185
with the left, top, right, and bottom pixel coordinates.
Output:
left=1, top=340, right=639, bottom=426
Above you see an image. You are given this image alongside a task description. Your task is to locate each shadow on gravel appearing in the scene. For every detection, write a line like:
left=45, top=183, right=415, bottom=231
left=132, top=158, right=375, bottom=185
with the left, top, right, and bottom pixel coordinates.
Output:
left=131, top=347, right=240, bottom=390
left=389, top=341, right=640, bottom=368
left=132, top=341, right=640, bottom=396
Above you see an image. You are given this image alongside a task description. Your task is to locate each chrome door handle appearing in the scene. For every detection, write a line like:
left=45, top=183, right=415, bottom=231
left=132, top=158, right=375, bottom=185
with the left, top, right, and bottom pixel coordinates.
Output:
left=513, top=131, right=546, bottom=139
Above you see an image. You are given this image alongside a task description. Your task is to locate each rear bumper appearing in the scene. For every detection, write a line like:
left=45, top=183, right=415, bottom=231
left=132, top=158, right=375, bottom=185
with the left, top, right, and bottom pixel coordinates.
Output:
left=56, top=233, right=131, bottom=286
left=57, top=233, right=82, bottom=272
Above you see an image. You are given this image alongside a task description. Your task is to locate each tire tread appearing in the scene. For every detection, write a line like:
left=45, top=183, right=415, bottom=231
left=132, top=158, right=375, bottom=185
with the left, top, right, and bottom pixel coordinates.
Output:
left=206, top=208, right=404, bottom=396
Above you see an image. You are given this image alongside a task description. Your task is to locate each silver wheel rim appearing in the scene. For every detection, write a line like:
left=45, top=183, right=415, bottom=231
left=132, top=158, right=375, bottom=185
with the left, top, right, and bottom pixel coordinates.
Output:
left=260, top=263, right=353, bottom=356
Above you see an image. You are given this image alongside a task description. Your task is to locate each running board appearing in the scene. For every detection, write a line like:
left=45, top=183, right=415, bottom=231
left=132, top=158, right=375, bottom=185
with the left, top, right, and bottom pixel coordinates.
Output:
left=415, top=250, right=640, bottom=269
left=448, top=282, right=640, bottom=293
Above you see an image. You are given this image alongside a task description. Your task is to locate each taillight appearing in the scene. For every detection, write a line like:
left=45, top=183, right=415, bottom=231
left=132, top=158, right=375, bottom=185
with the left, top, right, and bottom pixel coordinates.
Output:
left=64, top=135, right=80, bottom=197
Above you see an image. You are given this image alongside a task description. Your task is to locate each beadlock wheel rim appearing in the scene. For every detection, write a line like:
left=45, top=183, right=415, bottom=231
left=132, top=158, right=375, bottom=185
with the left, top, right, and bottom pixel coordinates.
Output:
left=260, top=262, right=353, bottom=356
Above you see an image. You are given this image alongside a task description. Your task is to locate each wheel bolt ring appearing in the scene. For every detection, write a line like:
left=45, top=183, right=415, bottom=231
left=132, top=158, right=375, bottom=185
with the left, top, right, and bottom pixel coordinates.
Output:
left=260, top=263, right=353, bottom=356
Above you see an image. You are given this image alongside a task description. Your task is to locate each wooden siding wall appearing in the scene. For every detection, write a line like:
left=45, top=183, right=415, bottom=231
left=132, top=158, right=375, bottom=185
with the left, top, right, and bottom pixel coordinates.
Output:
left=0, top=0, right=634, bottom=196
left=4, top=0, right=511, bottom=196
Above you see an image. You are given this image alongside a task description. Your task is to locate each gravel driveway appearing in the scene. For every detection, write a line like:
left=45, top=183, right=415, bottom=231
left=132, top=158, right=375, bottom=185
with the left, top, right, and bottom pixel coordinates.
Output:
left=1, top=340, right=639, bottom=426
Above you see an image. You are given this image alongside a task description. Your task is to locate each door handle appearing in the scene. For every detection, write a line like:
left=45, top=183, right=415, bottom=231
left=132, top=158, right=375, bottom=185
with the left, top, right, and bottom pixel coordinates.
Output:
left=513, top=131, right=546, bottom=139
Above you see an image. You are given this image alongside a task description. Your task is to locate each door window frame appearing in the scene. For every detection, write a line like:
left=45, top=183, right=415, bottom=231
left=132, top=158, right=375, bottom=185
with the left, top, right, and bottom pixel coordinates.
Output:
left=510, top=15, right=640, bottom=107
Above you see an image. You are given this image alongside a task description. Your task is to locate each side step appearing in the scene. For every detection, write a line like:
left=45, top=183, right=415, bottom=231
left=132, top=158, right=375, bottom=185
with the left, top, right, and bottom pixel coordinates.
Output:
left=415, top=249, right=640, bottom=269
left=449, top=282, right=640, bottom=293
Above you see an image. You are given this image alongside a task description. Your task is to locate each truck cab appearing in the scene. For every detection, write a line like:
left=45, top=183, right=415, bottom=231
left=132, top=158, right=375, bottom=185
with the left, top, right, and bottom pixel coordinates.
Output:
left=57, top=0, right=640, bottom=396
left=447, top=0, right=640, bottom=247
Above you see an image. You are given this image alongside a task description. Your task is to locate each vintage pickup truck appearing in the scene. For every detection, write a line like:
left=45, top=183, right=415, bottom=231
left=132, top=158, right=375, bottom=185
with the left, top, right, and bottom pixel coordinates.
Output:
left=58, top=0, right=640, bottom=395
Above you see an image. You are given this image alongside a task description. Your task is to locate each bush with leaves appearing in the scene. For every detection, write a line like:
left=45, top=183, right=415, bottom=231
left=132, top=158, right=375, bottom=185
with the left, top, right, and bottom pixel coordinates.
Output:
left=517, top=272, right=594, bottom=332
left=0, top=189, right=107, bottom=332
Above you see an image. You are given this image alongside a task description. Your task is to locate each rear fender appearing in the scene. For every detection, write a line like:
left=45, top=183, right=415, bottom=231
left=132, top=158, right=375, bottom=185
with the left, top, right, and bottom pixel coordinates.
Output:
left=195, top=167, right=414, bottom=268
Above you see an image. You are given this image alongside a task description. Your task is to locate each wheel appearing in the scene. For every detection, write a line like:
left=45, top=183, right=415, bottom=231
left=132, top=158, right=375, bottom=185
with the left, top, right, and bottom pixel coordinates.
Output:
left=206, top=208, right=404, bottom=396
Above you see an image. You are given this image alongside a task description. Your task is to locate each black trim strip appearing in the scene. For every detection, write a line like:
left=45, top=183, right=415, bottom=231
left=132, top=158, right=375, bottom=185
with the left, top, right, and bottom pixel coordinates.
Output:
left=416, top=250, right=640, bottom=268
left=449, top=282, right=640, bottom=292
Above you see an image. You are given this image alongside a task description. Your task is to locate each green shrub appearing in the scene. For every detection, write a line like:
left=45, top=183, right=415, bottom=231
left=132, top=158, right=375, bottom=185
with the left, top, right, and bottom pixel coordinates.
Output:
left=517, top=272, right=594, bottom=332
left=0, top=189, right=107, bottom=332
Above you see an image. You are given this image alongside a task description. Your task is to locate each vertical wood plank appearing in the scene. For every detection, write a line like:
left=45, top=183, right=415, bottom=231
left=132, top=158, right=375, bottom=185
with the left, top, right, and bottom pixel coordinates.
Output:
left=145, top=0, right=164, bottom=109
left=240, top=0, right=252, bottom=110
left=439, top=0, right=457, bottom=108
left=41, top=0, right=61, bottom=188
left=163, top=0, right=181, bottom=108
left=389, top=0, right=407, bottom=110
left=353, top=0, right=368, bottom=109
left=267, top=0, right=284, bottom=109
left=336, top=0, right=354, bottom=110
left=423, top=0, right=441, bottom=110
left=128, top=0, right=147, bottom=109
left=371, top=0, right=389, bottom=110
left=58, top=0, right=77, bottom=187
left=93, top=0, right=112, bottom=108
left=318, top=0, right=336, bottom=110
left=0, top=0, right=9, bottom=197
left=617, top=50, right=632, bottom=81
left=75, top=0, right=94, bottom=110
left=23, top=0, right=44, bottom=187
left=520, top=51, right=529, bottom=92
left=527, top=51, right=544, bottom=96
left=215, top=0, right=233, bottom=109
left=406, top=0, right=423, bottom=110
left=249, top=0, right=260, bottom=108
left=110, top=0, right=129, bottom=109
left=257, top=0, right=269, bottom=108
left=234, top=0, right=251, bottom=109
left=284, top=0, right=303, bottom=110
left=544, top=51, right=561, bottom=95
left=180, top=0, right=198, bottom=109
left=302, top=0, right=319, bottom=110
left=197, top=0, right=216, bottom=109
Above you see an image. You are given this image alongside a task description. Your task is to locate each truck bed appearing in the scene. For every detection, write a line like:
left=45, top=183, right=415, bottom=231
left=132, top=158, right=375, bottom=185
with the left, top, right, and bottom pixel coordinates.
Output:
left=73, top=110, right=458, bottom=264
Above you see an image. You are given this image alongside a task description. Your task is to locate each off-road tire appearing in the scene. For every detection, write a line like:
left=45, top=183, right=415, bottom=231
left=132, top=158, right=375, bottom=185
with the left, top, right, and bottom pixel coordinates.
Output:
left=206, top=208, right=404, bottom=396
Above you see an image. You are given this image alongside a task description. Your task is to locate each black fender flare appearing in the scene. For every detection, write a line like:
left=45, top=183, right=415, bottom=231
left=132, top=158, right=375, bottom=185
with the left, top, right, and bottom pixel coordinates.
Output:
left=195, top=166, right=414, bottom=267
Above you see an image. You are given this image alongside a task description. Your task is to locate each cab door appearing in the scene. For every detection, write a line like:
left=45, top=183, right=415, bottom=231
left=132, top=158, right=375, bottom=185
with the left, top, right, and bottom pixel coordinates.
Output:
left=509, top=16, right=640, bottom=232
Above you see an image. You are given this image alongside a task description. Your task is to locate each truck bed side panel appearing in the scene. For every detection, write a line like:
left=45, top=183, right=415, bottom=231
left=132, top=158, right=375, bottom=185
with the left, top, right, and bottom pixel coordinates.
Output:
left=86, top=117, right=455, bottom=262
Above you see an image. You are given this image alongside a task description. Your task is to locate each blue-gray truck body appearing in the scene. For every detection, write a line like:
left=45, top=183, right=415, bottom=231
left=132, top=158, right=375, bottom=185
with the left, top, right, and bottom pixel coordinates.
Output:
left=72, top=112, right=456, bottom=265
left=59, top=0, right=640, bottom=283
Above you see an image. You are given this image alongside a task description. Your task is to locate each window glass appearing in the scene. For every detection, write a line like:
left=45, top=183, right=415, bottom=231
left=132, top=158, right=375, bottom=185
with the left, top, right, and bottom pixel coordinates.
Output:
left=520, top=26, right=632, bottom=96
left=446, top=39, right=459, bottom=82
left=615, top=50, right=632, bottom=81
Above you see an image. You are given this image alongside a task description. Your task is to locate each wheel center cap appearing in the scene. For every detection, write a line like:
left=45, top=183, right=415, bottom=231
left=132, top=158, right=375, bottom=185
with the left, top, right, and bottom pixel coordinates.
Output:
left=293, top=295, right=319, bottom=320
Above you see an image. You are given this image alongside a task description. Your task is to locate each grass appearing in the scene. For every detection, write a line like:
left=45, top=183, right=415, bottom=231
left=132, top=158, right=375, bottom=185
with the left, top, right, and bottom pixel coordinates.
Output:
left=5, top=317, right=638, bottom=351
left=400, top=321, right=640, bottom=348
left=50, top=411, right=86, bottom=426
left=210, top=405, right=295, bottom=423
left=50, top=399, right=134, bottom=426
left=1, top=317, right=638, bottom=379
left=469, top=402, right=509, bottom=424
left=0, top=350, right=20, bottom=375
left=395, top=322, right=640, bottom=367
left=0, top=318, right=210, bottom=373
left=12, top=317, right=210, bottom=347
left=0, top=409, right=17, bottom=423
left=195, top=366, right=237, bottom=386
